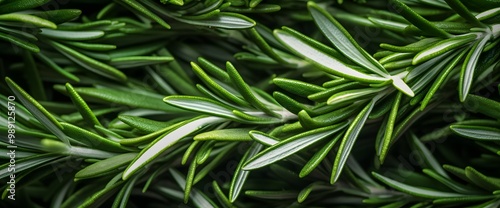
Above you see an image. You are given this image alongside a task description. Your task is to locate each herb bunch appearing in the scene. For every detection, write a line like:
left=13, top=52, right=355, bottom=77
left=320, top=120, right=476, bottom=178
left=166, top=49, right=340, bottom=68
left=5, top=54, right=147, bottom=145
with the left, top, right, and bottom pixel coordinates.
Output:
left=0, top=0, right=499, bottom=207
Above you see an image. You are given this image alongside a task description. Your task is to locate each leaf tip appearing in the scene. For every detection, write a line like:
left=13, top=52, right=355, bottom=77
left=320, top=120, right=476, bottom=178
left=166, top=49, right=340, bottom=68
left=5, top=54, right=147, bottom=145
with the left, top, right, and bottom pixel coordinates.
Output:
left=307, top=1, right=317, bottom=8
left=392, top=76, right=414, bottom=97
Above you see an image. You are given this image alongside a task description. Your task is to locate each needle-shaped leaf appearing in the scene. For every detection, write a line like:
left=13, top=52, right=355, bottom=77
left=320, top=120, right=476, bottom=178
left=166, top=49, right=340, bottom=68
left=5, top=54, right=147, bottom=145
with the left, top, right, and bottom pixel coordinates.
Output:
left=308, top=82, right=362, bottom=102
left=443, top=165, right=470, bottom=183
left=0, top=31, right=39, bottom=53
left=173, top=12, right=255, bottom=29
left=0, top=13, right=56, bottom=29
left=75, top=153, right=137, bottom=180
left=40, top=29, right=104, bottom=41
left=368, top=16, right=408, bottom=33
left=0, top=25, right=38, bottom=41
left=226, top=62, right=279, bottom=117
left=47, top=40, right=126, bottom=82
left=232, top=110, right=284, bottom=124
left=169, top=169, right=217, bottom=208
left=182, top=140, right=200, bottom=165
left=433, top=195, right=497, bottom=205
left=273, top=92, right=309, bottom=115
left=77, top=180, right=124, bottom=208
left=459, top=35, right=491, bottom=102
left=245, top=190, right=297, bottom=200
left=5, top=77, right=69, bottom=145
left=348, top=157, right=381, bottom=188
left=195, top=140, right=215, bottom=165
left=108, top=42, right=165, bottom=59
left=476, top=141, right=500, bottom=155
left=273, top=78, right=325, bottom=98
left=188, top=0, right=222, bottom=15
left=379, top=92, right=402, bottom=163
left=60, top=122, right=130, bottom=152
left=229, top=142, right=262, bottom=202
left=247, top=28, right=288, bottom=64
left=450, top=125, right=500, bottom=141
left=180, top=9, right=221, bottom=20
left=63, top=86, right=180, bottom=112
left=465, top=166, right=500, bottom=191
left=119, top=124, right=181, bottom=147
left=308, top=2, right=389, bottom=77
left=298, top=105, right=360, bottom=129
left=410, top=133, right=449, bottom=177
left=248, top=0, right=262, bottom=7
left=197, top=57, right=230, bottom=82
left=423, top=169, right=480, bottom=194
left=80, top=50, right=110, bottom=61
left=62, top=41, right=116, bottom=51
left=370, top=96, right=395, bottom=120
left=379, top=52, right=413, bottom=65
left=297, top=182, right=332, bottom=203
left=380, top=38, right=441, bottom=53
left=110, top=56, right=173, bottom=68
left=30, top=9, right=82, bottom=24
left=118, top=115, right=174, bottom=133
left=300, top=133, right=342, bottom=178
left=65, top=83, right=102, bottom=127
left=390, top=0, right=451, bottom=38
left=191, top=62, right=249, bottom=107
left=0, top=0, right=51, bottom=14
left=331, top=99, right=376, bottom=184
left=464, top=95, right=500, bottom=120
left=476, top=7, right=500, bottom=21
left=0, top=154, right=61, bottom=179
left=372, top=172, right=466, bottom=198
left=146, top=67, right=176, bottom=94
left=194, top=128, right=252, bottom=141
left=64, top=141, right=98, bottom=157
left=212, top=181, right=236, bottom=208
left=0, top=129, right=54, bottom=150
left=444, top=0, right=483, bottom=26
left=421, top=50, right=467, bottom=110
left=274, top=27, right=389, bottom=84
left=193, top=142, right=237, bottom=184
left=164, top=95, right=240, bottom=120
left=391, top=75, right=414, bottom=97
left=363, top=197, right=405, bottom=206
left=34, top=52, right=80, bottom=82
left=405, top=21, right=473, bottom=35
left=243, top=122, right=347, bottom=170
left=112, top=175, right=138, bottom=208
left=57, top=20, right=116, bottom=30
left=383, top=59, right=412, bottom=70
left=249, top=130, right=279, bottom=146
left=478, top=199, right=500, bottom=208
left=123, top=116, right=225, bottom=180
left=413, top=34, right=476, bottom=65
left=21, top=49, right=45, bottom=100
left=117, top=0, right=170, bottom=29
left=184, top=159, right=197, bottom=203
left=327, top=87, right=384, bottom=106
left=58, top=182, right=100, bottom=207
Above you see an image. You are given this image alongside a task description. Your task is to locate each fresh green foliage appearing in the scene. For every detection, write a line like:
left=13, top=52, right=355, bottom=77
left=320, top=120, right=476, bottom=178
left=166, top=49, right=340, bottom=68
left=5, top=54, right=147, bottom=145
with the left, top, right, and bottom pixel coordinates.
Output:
left=1, top=0, right=500, bottom=207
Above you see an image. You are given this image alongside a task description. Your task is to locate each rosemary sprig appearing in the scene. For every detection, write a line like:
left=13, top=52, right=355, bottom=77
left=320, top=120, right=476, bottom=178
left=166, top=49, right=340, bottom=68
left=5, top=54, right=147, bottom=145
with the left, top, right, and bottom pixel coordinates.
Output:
left=1, top=0, right=499, bottom=207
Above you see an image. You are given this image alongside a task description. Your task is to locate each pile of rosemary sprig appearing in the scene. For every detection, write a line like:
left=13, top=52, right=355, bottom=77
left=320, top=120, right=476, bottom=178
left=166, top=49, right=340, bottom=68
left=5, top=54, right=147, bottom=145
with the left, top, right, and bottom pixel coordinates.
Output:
left=1, top=0, right=499, bottom=207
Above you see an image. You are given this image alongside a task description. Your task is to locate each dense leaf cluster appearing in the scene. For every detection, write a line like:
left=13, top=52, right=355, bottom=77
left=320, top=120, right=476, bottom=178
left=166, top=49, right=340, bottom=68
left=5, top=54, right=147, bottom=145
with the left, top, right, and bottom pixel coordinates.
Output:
left=0, top=0, right=499, bottom=207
